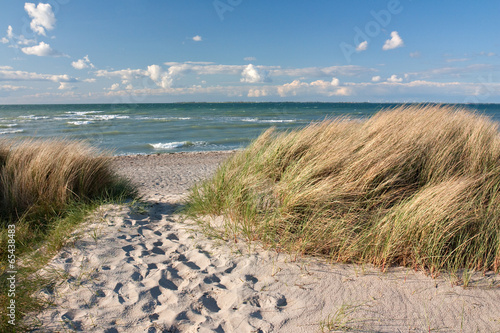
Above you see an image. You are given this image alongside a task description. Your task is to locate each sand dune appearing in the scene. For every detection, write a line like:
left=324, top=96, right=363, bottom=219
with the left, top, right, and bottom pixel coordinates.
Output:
left=29, top=152, right=500, bottom=332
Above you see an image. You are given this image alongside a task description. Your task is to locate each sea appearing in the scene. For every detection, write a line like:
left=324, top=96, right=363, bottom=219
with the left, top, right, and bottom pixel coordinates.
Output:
left=1, top=103, right=499, bottom=156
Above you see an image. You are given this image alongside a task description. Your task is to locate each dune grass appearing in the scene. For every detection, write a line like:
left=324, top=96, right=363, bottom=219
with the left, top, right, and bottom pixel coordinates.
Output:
left=186, top=105, right=500, bottom=275
left=0, top=139, right=135, bottom=332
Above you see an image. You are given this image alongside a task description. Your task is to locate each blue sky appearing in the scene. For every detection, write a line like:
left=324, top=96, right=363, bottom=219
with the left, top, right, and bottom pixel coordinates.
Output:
left=0, top=0, right=498, bottom=104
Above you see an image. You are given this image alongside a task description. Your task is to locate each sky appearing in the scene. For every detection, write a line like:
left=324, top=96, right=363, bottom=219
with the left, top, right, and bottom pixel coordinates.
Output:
left=0, top=0, right=499, bottom=104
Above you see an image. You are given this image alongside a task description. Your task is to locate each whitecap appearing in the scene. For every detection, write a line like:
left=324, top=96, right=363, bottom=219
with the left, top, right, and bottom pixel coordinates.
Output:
left=18, top=115, right=49, bottom=120
left=149, top=141, right=207, bottom=150
left=92, top=115, right=130, bottom=121
left=65, top=111, right=103, bottom=116
left=0, top=129, right=24, bottom=135
left=0, top=123, right=18, bottom=128
left=260, top=119, right=296, bottom=123
left=68, top=121, right=93, bottom=126
left=241, top=118, right=260, bottom=122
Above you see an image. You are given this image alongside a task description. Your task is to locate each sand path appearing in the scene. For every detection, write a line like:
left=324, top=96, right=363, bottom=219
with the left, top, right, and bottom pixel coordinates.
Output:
left=30, top=152, right=500, bottom=332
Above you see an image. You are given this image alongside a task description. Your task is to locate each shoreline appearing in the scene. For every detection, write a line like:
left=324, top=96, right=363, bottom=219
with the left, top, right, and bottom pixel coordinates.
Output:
left=30, top=150, right=500, bottom=332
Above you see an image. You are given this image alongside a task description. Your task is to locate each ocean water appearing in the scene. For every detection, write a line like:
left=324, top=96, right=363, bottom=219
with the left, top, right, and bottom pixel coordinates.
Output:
left=0, top=103, right=499, bottom=156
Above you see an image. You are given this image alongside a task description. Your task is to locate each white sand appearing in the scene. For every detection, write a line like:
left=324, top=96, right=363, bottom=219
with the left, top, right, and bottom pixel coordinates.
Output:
left=29, top=152, right=500, bottom=332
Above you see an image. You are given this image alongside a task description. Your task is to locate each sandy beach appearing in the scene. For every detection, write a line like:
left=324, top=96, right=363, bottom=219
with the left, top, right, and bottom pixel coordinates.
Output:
left=29, top=152, right=500, bottom=332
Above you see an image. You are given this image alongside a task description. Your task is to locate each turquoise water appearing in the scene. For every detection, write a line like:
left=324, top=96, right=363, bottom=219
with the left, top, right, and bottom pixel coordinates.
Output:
left=0, top=103, right=499, bottom=155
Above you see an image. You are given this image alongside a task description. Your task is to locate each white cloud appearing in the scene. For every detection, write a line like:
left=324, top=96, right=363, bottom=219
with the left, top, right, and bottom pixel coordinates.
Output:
left=0, top=66, right=13, bottom=70
left=387, top=74, right=403, bottom=83
left=270, top=65, right=375, bottom=77
left=83, top=78, right=96, bottom=83
left=410, top=51, right=421, bottom=58
left=7, top=25, right=13, bottom=39
left=248, top=88, right=268, bottom=97
left=109, top=83, right=120, bottom=91
left=21, top=42, right=60, bottom=57
left=244, top=57, right=257, bottom=62
left=371, top=76, right=381, bottom=82
left=277, top=79, right=349, bottom=97
left=241, top=64, right=270, bottom=83
left=192, top=35, right=202, bottom=42
left=58, top=82, right=74, bottom=90
left=0, top=68, right=76, bottom=83
left=24, top=3, right=56, bottom=36
left=0, top=85, right=26, bottom=91
left=356, top=41, right=368, bottom=52
left=383, top=31, right=404, bottom=50
left=147, top=64, right=173, bottom=88
left=72, top=55, right=95, bottom=70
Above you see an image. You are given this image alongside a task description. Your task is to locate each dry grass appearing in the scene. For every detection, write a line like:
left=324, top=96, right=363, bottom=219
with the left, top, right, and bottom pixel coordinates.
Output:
left=0, top=139, right=134, bottom=332
left=0, top=139, right=126, bottom=223
left=187, top=105, right=500, bottom=274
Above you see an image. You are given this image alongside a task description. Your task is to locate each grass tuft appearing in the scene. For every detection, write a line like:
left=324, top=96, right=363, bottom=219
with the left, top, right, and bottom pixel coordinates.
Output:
left=0, top=138, right=135, bottom=332
left=186, top=105, right=500, bottom=274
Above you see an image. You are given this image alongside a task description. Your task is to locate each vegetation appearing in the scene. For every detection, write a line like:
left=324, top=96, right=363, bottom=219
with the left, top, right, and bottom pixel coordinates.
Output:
left=0, top=139, right=135, bottom=332
left=186, top=105, right=500, bottom=275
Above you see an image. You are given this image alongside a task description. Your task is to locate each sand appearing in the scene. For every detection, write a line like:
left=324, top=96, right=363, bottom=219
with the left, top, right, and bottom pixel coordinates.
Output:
left=29, top=152, right=500, bottom=332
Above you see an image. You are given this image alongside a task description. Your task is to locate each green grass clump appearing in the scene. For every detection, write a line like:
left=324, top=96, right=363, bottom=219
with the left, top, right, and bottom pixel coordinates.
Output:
left=0, top=139, right=135, bottom=332
left=186, top=105, right=500, bottom=274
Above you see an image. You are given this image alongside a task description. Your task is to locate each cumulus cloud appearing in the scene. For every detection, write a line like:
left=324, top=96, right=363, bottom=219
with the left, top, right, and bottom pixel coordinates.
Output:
left=24, top=3, right=56, bottom=36
left=6, top=25, right=13, bottom=39
left=72, top=55, right=95, bottom=70
left=356, top=41, right=368, bottom=52
left=371, top=76, right=381, bottom=82
left=109, top=83, right=120, bottom=91
left=248, top=88, right=268, bottom=98
left=21, top=41, right=61, bottom=57
left=387, top=74, right=403, bottom=83
left=383, top=31, right=404, bottom=50
left=240, top=64, right=270, bottom=83
left=147, top=64, right=173, bottom=88
left=58, top=82, right=74, bottom=90
left=277, top=78, right=349, bottom=97
left=192, top=35, right=202, bottom=42
left=1, top=25, right=36, bottom=46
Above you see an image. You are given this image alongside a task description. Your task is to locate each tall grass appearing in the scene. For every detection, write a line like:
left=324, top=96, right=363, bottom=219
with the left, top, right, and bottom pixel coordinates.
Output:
left=186, top=105, right=500, bottom=274
left=0, top=139, right=134, bottom=332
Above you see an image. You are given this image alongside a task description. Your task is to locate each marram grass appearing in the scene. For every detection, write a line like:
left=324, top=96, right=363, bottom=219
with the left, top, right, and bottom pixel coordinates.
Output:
left=0, top=139, right=135, bottom=332
left=186, top=105, right=500, bottom=274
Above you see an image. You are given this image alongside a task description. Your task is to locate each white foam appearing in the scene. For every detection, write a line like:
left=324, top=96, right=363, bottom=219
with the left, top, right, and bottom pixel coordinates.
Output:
left=65, top=111, right=103, bottom=116
left=0, top=129, right=24, bottom=135
left=260, top=119, right=296, bottom=123
left=0, top=123, right=18, bottom=128
left=240, top=118, right=296, bottom=123
left=18, top=115, right=49, bottom=120
left=136, top=116, right=192, bottom=121
left=68, top=121, right=93, bottom=126
left=92, top=115, right=130, bottom=121
left=149, top=141, right=207, bottom=150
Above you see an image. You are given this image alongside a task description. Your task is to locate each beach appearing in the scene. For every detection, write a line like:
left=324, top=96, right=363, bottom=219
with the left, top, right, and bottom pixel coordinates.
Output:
left=29, top=151, right=500, bottom=332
